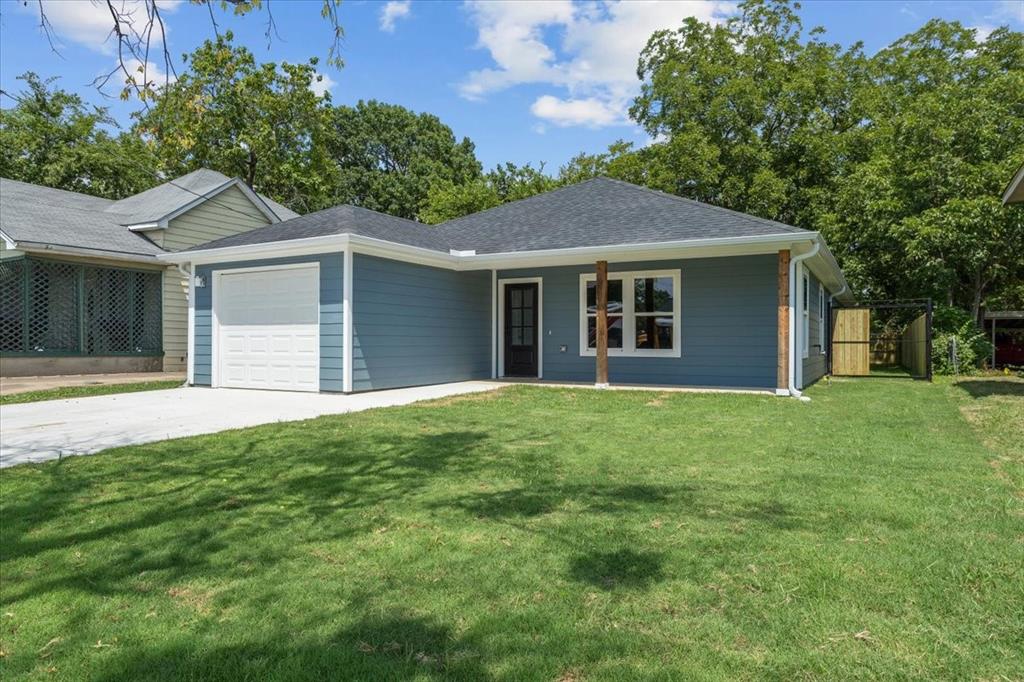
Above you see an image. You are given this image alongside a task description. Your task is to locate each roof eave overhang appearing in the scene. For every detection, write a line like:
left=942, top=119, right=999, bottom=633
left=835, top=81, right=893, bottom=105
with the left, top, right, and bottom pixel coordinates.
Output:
left=8, top=240, right=163, bottom=265
left=158, top=231, right=844, bottom=275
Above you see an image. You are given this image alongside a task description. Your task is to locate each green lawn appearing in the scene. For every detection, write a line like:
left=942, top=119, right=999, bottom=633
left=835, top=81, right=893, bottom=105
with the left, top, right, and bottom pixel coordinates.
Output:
left=1, top=378, right=1021, bottom=680
left=0, top=380, right=183, bottom=406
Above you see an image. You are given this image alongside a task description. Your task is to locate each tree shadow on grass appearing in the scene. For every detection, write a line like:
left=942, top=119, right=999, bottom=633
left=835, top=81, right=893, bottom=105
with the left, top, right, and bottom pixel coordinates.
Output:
left=1, top=426, right=495, bottom=605
left=568, top=549, right=666, bottom=591
left=954, top=379, right=1024, bottom=399
left=93, top=614, right=494, bottom=682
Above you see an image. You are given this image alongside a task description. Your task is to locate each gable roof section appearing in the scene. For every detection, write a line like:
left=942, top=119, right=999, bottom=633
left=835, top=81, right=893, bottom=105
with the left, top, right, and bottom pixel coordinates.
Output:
left=0, top=178, right=163, bottom=259
left=0, top=171, right=301, bottom=261
left=106, top=168, right=297, bottom=227
left=181, top=203, right=450, bottom=253
left=436, top=178, right=807, bottom=254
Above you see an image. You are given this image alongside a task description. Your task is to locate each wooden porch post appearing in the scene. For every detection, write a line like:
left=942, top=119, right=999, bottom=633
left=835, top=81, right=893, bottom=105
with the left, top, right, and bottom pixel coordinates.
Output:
left=777, top=250, right=790, bottom=393
left=596, top=260, right=609, bottom=387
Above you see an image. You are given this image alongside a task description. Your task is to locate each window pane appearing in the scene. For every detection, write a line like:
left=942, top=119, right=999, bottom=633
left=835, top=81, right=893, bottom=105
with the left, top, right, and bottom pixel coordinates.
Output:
left=587, top=315, right=623, bottom=349
left=586, top=279, right=623, bottom=313
left=634, top=276, right=674, bottom=313
left=635, top=316, right=673, bottom=350
left=511, top=288, right=522, bottom=307
left=512, top=327, right=523, bottom=345
left=523, top=287, right=533, bottom=307
left=511, top=308, right=522, bottom=327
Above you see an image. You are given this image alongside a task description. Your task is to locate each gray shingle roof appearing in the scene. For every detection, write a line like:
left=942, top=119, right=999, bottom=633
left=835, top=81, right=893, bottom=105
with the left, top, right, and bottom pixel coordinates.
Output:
left=0, top=178, right=163, bottom=258
left=183, top=204, right=450, bottom=253
left=183, top=177, right=809, bottom=255
left=1, top=171, right=299, bottom=260
left=105, top=168, right=298, bottom=224
left=436, top=177, right=808, bottom=254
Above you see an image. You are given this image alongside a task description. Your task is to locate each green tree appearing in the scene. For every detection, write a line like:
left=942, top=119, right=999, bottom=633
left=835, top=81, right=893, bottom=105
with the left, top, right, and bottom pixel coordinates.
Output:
left=133, top=33, right=336, bottom=214
left=0, top=72, right=158, bottom=199
left=630, top=0, right=870, bottom=228
left=421, top=162, right=557, bottom=224
left=327, top=101, right=481, bottom=221
left=826, top=22, right=1024, bottom=318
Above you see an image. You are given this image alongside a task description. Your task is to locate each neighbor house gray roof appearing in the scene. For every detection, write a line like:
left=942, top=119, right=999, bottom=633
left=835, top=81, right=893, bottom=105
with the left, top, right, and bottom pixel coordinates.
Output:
left=182, top=203, right=451, bottom=253
left=1, top=171, right=299, bottom=260
left=105, top=168, right=299, bottom=225
left=0, top=178, right=163, bottom=258
left=184, top=177, right=810, bottom=255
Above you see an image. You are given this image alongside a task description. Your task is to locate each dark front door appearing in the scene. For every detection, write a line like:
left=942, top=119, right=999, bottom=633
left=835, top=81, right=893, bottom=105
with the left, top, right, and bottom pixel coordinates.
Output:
left=504, top=282, right=538, bottom=377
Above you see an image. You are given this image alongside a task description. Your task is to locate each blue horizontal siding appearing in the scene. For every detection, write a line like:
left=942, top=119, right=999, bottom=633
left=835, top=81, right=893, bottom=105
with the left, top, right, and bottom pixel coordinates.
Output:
left=192, top=253, right=344, bottom=391
left=499, top=254, right=778, bottom=389
left=352, top=254, right=491, bottom=391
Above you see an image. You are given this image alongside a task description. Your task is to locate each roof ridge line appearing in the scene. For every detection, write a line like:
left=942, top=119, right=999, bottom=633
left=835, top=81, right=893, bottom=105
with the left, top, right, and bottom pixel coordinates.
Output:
left=436, top=177, right=606, bottom=230
left=596, top=176, right=807, bottom=234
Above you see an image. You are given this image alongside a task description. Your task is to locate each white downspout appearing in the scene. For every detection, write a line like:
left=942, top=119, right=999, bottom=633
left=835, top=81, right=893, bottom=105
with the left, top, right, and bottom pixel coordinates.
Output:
left=177, top=262, right=194, bottom=386
left=788, top=239, right=820, bottom=399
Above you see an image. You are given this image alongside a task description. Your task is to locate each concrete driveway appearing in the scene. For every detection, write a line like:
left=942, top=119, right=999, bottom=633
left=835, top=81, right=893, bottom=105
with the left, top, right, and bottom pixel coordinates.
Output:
left=0, top=381, right=503, bottom=468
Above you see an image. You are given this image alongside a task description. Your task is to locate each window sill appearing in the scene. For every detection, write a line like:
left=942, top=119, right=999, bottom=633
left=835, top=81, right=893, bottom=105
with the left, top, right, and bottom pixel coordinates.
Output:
left=580, top=349, right=682, bottom=359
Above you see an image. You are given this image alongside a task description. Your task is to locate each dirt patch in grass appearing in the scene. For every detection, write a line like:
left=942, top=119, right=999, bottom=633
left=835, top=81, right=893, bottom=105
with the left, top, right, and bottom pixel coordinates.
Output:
left=166, top=586, right=214, bottom=615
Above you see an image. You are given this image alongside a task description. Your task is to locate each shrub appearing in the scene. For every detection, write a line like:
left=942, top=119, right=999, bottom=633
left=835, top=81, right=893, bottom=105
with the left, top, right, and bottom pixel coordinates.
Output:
left=931, top=306, right=992, bottom=374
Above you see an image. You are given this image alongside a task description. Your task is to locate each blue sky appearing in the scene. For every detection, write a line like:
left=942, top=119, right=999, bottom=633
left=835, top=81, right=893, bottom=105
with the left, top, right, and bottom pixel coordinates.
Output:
left=1, top=0, right=1021, bottom=172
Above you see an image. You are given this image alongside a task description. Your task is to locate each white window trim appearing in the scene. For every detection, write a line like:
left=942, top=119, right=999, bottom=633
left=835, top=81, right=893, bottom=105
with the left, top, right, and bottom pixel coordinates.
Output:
left=210, top=261, right=320, bottom=389
left=802, top=272, right=810, bottom=359
left=578, top=269, right=682, bottom=359
left=497, top=277, right=543, bottom=379
left=818, top=282, right=826, bottom=355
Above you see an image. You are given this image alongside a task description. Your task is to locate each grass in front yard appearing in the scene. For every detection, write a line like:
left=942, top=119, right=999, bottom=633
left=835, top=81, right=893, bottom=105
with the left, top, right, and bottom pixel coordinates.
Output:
left=0, top=380, right=183, bottom=406
left=1, top=379, right=1021, bottom=680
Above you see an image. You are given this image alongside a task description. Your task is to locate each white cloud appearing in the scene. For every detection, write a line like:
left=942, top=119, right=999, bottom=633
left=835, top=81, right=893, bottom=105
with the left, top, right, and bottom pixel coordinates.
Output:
left=379, top=0, right=412, bottom=33
left=122, top=58, right=176, bottom=87
left=310, top=71, right=337, bottom=97
left=459, top=0, right=734, bottom=128
left=24, top=0, right=182, bottom=55
left=969, top=24, right=997, bottom=42
left=530, top=95, right=623, bottom=128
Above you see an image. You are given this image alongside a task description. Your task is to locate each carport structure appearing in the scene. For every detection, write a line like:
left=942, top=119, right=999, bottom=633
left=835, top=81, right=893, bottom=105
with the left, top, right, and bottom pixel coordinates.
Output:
left=830, top=299, right=933, bottom=380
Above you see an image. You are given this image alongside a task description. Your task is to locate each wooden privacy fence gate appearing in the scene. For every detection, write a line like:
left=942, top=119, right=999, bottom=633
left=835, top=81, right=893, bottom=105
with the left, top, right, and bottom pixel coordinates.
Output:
left=830, top=300, right=933, bottom=380
left=832, top=308, right=870, bottom=375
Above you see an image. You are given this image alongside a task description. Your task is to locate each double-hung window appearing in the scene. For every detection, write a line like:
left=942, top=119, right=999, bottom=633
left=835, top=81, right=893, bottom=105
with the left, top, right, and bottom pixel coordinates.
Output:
left=802, top=273, right=810, bottom=359
left=580, top=269, right=681, bottom=357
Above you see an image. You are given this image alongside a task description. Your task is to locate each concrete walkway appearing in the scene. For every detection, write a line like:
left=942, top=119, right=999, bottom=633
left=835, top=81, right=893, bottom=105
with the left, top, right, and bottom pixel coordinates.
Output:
left=0, top=381, right=504, bottom=468
left=0, top=372, right=186, bottom=396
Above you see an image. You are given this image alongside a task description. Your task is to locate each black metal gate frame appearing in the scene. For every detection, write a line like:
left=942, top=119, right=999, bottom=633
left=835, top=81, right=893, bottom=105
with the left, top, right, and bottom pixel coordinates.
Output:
left=828, top=298, right=933, bottom=381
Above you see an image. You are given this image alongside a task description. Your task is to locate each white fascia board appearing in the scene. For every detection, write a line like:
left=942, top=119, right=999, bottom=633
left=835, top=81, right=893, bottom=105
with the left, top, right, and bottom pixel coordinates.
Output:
left=126, top=222, right=163, bottom=232
left=463, top=232, right=813, bottom=270
left=14, top=241, right=163, bottom=265
left=158, top=234, right=351, bottom=265
left=0, top=230, right=18, bottom=249
left=158, top=231, right=824, bottom=271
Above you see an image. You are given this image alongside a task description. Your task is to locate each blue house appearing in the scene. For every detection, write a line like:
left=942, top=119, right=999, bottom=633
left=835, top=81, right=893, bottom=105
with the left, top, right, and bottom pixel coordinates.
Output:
left=160, top=178, right=853, bottom=397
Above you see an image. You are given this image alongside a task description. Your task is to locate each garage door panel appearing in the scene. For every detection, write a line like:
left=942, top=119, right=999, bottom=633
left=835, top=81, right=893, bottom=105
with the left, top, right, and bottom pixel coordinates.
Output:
left=216, top=266, right=320, bottom=392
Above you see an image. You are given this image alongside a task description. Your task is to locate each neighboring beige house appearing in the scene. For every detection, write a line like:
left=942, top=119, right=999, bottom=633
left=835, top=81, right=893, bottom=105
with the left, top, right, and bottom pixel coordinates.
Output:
left=0, top=169, right=297, bottom=377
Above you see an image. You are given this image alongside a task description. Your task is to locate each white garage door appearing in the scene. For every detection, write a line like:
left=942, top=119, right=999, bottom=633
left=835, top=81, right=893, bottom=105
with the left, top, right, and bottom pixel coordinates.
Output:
left=215, top=265, right=319, bottom=392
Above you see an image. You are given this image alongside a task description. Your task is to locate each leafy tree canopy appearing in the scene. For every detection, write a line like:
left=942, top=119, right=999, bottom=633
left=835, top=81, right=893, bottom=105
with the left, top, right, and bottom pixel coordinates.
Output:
left=328, top=100, right=482, bottom=221
left=0, top=73, right=158, bottom=199
left=133, top=33, right=338, bottom=214
left=421, top=162, right=558, bottom=224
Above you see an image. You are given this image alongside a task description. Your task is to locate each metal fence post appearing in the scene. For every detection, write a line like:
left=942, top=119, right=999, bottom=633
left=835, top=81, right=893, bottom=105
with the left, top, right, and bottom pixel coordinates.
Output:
left=925, top=298, right=933, bottom=382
